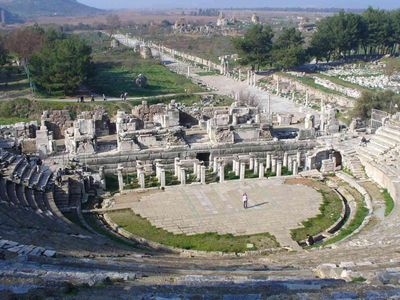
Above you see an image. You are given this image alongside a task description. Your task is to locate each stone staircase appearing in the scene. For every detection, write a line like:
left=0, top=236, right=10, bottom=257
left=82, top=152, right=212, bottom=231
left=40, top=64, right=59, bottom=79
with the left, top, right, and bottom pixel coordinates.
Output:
left=341, top=149, right=365, bottom=179
left=357, top=120, right=400, bottom=162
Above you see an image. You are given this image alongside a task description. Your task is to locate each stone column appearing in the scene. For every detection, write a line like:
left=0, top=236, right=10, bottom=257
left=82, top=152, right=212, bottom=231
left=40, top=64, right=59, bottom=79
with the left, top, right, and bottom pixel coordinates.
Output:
left=266, top=153, right=271, bottom=170
left=117, top=164, right=124, bottom=192
left=232, top=159, right=236, bottom=172
left=276, top=161, right=282, bottom=177
left=253, top=158, right=258, bottom=175
left=288, top=157, right=293, bottom=172
left=305, top=153, right=313, bottom=171
left=174, top=157, right=180, bottom=177
left=138, top=170, right=145, bottom=189
left=180, top=168, right=186, bottom=185
left=200, top=166, right=206, bottom=184
left=259, top=163, right=264, bottom=179
left=177, top=163, right=182, bottom=181
left=213, top=157, right=218, bottom=173
left=249, top=155, right=254, bottom=170
left=160, top=168, right=166, bottom=188
left=234, top=159, right=240, bottom=176
left=193, top=161, right=198, bottom=176
left=219, top=164, right=225, bottom=183
left=283, top=152, right=288, bottom=168
left=296, top=151, right=301, bottom=167
left=240, top=162, right=246, bottom=181
left=271, top=157, right=277, bottom=173
left=293, top=161, right=298, bottom=175
left=197, top=162, right=203, bottom=180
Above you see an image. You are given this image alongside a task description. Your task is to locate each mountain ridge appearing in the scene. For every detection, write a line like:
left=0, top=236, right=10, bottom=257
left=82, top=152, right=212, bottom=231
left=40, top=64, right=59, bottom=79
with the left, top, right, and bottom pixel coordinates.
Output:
left=0, top=0, right=102, bottom=19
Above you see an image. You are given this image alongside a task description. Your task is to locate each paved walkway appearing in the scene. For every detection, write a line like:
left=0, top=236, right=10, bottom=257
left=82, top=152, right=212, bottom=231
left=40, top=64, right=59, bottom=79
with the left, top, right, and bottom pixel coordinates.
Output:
left=115, top=34, right=317, bottom=118
left=115, top=179, right=323, bottom=249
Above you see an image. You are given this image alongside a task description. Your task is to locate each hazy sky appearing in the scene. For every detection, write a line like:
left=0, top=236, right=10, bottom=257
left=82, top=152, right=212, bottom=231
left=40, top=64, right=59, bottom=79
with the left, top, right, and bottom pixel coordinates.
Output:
left=79, top=0, right=400, bottom=10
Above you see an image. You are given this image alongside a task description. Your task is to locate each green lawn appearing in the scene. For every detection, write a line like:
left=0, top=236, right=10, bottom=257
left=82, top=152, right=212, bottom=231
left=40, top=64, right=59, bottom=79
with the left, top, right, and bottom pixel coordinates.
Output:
left=290, top=179, right=343, bottom=242
left=383, top=189, right=395, bottom=217
left=108, top=209, right=279, bottom=253
left=0, top=65, right=31, bottom=99
left=323, top=184, right=369, bottom=246
left=87, top=47, right=203, bottom=97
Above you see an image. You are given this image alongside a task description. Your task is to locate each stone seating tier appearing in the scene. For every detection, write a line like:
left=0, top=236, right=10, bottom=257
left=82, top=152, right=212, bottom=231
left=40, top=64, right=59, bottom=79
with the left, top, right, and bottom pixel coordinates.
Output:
left=371, top=134, right=397, bottom=148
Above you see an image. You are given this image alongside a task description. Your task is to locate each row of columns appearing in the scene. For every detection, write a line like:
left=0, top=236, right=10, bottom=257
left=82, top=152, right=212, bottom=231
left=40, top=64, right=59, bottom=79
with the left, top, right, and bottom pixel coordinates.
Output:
left=116, top=151, right=303, bottom=192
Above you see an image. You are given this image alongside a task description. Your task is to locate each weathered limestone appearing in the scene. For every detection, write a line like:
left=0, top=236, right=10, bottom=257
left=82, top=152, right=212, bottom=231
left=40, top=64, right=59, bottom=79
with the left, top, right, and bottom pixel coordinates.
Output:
left=200, top=166, right=206, bottom=184
left=219, top=163, right=225, bottom=183
left=117, top=164, right=124, bottom=192
left=138, top=169, right=145, bottom=189
left=253, top=158, right=258, bottom=175
left=293, top=160, right=299, bottom=175
left=234, top=158, right=240, bottom=176
left=160, top=169, right=166, bottom=188
left=213, top=157, right=218, bottom=173
left=271, top=157, right=277, bottom=173
left=283, top=152, right=288, bottom=168
left=266, top=153, right=271, bottom=170
left=276, top=161, right=282, bottom=177
left=177, top=163, right=182, bottom=181
left=174, top=157, right=180, bottom=177
left=297, top=151, right=302, bottom=167
left=288, top=156, right=293, bottom=172
left=196, top=162, right=203, bottom=180
left=180, top=168, right=187, bottom=185
left=240, top=162, right=246, bottom=181
left=249, top=155, right=254, bottom=170
left=259, top=163, right=265, bottom=179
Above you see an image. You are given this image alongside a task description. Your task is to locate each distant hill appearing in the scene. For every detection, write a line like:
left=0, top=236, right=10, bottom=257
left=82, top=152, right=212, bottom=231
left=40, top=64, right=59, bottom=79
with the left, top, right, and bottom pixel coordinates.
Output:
left=0, top=0, right=102, bottom=19
left=0, top=7, right=24, bottom=24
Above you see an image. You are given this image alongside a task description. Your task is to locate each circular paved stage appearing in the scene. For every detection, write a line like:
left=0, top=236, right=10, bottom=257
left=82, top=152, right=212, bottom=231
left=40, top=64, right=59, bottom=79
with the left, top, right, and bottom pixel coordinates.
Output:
left=116, top=178, right=323, bottom=249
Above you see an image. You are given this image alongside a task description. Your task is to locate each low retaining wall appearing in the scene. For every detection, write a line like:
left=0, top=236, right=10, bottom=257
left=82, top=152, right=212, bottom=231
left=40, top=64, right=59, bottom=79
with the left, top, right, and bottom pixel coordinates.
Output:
left=360, top=158, right=400, bottom=206
left=335, top=171, right=373, bottom=242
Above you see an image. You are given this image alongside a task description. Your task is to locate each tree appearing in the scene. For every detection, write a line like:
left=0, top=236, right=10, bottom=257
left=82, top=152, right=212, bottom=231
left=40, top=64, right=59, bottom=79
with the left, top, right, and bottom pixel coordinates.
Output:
left=353, top=90, right=400, bottom=119
left=232, top=24, right=274, bottom=70
left=309, top=19, right=336, bottom=62
left=272, top=27, right=306, bottom=69
left=5, top=25, right=44, bottom=65
left=384, top=57, right=400, bottom=80
left=30, top=36, right=92, bottom=95
left=106, top=14, right=121, bottom=37
left=0, top=35, right=8, bottom=66
left=362, top=7, right=394, bottom=55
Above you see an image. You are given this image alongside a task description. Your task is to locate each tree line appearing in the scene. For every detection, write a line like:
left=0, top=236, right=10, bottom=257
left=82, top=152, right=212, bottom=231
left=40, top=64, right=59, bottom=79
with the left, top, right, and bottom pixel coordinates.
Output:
left=0, top=25, right=92, bottom=96
left=233, top=7, right=400, bottom=70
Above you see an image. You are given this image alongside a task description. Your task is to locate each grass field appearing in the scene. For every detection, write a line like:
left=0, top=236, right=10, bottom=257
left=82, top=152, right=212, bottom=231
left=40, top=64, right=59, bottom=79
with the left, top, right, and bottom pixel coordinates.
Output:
left=289, top=178, right=343, bottom=242
left=107, top=209, right=279, bottom=253
left=383, top=189, right=395, bottom=217
left=0, top=66, right=31, bottom=100
left=323, top=184, right=369, bottom=246
left=86, top=46, right=203, bottom=98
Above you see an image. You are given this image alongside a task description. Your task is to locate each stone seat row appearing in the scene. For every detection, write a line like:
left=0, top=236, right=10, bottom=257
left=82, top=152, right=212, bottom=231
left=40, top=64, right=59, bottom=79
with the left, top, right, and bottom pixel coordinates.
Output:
left=357, top=122, right=400, bottom=161
left=1, top=153, right=54, bottom=192
left=0, top=177, right=57, bottom=216
left=0, top=238, right=56, bottom=257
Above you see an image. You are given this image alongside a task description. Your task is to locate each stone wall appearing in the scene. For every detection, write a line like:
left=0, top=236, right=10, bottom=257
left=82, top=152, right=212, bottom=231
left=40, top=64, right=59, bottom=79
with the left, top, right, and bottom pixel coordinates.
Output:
left=82, top=140, right=317, bottom=173
left=360, top=158, right=400, bottom=205
left=272, top=74, right=355, bottom=108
